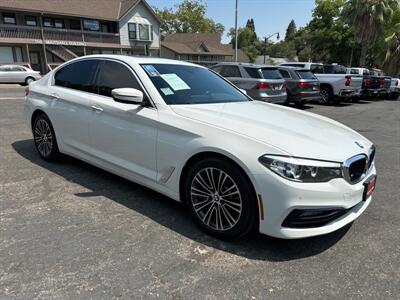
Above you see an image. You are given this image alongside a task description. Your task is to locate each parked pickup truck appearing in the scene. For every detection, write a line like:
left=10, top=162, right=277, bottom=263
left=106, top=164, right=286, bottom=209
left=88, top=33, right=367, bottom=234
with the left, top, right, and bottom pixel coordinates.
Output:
left=347, top=67, right=381, bottom=99
left=370, top=69, right=392, bottom=99
left=279, top=62, right=362, bottom=104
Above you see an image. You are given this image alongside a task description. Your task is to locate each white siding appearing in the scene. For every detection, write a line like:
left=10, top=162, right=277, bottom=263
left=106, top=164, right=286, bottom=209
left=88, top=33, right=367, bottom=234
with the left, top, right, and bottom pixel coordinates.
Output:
left=119, top=1, right=160, bottom=52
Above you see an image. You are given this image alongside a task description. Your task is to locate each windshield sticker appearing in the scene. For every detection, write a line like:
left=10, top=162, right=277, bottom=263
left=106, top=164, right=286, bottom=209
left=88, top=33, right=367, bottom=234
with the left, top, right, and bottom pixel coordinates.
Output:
left=160, top=87, right=174, bottom=96
left=142, top=65, right=160, bottom=77
left=160, top=73, right=191, bottom=91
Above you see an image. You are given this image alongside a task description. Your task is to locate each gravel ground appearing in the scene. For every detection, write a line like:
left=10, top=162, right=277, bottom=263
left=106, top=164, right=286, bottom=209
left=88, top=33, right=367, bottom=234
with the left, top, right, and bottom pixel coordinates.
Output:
left=0, top=87, right=399, bottom=299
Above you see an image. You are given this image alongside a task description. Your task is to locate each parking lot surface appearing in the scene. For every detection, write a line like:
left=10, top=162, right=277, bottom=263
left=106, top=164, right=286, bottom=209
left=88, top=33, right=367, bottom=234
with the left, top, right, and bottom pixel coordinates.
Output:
left=1, top=86, right=399, bottom=299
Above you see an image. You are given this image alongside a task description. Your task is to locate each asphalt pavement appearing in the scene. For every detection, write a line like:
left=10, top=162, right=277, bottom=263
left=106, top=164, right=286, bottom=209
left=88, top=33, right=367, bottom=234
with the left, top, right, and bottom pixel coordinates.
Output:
left=0, top=85, right=399, bottom=299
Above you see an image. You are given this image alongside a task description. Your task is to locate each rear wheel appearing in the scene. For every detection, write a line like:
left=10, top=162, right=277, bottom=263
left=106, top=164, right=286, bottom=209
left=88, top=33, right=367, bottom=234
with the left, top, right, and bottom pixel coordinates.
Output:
left=184, top=157, right=258, bottom=240
left=33, top=113, right=60, bottom=161
left=319, top=86, right=333, bottom=104
left=25, top=77, right=35, bottom=85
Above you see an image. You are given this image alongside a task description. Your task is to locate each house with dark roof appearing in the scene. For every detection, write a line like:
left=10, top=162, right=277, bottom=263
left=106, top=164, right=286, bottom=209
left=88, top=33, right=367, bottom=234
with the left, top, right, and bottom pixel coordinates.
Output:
left=0, top=0, right=160, bottom=73
left=161, top=33, right=249, bottom=66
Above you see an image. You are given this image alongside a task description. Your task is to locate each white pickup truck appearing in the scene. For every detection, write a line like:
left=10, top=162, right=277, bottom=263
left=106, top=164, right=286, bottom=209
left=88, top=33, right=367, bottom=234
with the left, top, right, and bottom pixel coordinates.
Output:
left=390, top=77, right=400, bottom=99
left=279, top=62, right=363, bottom=104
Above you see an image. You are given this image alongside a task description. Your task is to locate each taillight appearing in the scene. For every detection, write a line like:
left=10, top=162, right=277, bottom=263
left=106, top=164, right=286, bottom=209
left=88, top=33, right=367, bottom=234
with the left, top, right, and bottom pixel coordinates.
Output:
left=296, top=81, right=310, bottom=88
left=25, top=86, right=29, bottom=96
left=363, top=78, right=371, bottom=87
left=253, top=82, right=270, bottom=90
left=345, top=75, right=351, bottom=86
left=380, top=77, right=385, bottom=86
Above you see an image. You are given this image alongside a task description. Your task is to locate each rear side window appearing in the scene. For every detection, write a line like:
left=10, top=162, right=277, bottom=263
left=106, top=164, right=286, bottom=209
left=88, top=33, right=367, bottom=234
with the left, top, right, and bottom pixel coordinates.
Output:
left=220, top=66, right=241, bottom=77
left=310, top=64, right=324, bottom=74
left=261, top=68, right=282, bottom=79
left=96, top=60, right=142, bottom=97
left=244, top=67, right=262, bottom=78
left=296, top=70, right=317, bottom=80
left=54, top=60, right=99, bottom=93
left=278, top=69, right=291, bottom=79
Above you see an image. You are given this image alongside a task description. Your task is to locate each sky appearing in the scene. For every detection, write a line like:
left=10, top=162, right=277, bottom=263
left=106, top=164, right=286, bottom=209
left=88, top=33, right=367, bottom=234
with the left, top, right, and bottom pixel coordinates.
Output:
left=147, top=0, right=316, bottom=43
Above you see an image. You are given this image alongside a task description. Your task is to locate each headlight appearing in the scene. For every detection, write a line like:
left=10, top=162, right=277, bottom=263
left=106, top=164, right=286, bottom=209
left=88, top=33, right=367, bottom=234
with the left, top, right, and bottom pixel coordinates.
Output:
left=259, top=155, right=342, bottom=182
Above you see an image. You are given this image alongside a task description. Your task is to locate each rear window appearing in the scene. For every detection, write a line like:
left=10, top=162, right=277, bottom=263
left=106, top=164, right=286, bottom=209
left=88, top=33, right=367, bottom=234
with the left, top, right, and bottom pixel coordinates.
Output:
left=310, top=64, right=324, bottom=74
left=278, top=69, right=291, bottom=79
left=261, top=68, right=282, bottom=79
left=244, top=67, right=262, bottom=78
left=296, top=70, right=317, bottom=80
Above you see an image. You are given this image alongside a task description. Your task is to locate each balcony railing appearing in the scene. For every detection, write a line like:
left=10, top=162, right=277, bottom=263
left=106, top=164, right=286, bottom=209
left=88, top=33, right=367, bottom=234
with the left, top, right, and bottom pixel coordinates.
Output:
left=0, top=24, right=120, bottom=45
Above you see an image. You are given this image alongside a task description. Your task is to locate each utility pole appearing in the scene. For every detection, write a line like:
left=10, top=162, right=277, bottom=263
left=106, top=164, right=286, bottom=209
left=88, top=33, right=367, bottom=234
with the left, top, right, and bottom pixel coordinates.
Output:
left=235, top=0, right=238, bottom=62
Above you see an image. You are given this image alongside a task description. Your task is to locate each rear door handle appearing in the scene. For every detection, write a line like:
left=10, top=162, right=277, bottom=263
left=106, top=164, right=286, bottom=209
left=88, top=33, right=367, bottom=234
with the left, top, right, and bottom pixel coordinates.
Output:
left=91, top=104, right=103, bottom=112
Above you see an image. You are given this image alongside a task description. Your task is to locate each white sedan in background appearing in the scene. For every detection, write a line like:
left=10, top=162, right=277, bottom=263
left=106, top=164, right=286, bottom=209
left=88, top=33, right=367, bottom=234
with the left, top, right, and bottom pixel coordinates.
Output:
left=0, top=65, right=41, bottom=85
left=24, top=55, right=377, bottom=239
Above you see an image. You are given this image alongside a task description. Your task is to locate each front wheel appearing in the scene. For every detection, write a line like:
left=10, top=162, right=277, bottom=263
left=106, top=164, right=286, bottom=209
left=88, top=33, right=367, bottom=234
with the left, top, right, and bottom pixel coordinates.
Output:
left=184, top=157, right=258, bottom=240
left=33, top=113, right=60, bottom=161
left=25, top=77, right=35, bottom=85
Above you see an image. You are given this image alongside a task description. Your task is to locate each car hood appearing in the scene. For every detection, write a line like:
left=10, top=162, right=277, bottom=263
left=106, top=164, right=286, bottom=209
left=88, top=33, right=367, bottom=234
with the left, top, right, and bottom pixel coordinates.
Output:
left=170, top=101, right=372, bottom=162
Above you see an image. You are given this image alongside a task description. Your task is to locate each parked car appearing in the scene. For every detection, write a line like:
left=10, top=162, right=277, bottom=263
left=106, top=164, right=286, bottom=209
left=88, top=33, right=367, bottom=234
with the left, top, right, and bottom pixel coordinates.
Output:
left=0, top=65, right=41, bottom=85
left=280, top=62, right=363, bottom=104
left=370, top=69, right=392, bottom=99
left=25, top=55, right=377, bottom=240
left=210, top=63, right=287, bottom=104
left=277, top=66, right=321, bottom=106
left=389, top=77, right=400, bottom=99
left=347, top=68, right=381, bottom=99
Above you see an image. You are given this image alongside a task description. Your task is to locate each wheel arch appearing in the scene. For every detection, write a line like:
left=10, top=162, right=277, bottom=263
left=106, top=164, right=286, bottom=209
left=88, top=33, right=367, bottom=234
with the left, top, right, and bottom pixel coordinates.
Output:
left=31, top=109, right=47, bottom=130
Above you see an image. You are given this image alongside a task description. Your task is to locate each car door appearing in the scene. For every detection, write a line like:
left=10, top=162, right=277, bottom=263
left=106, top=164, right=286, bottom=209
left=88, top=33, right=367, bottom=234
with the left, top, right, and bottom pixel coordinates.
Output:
left=11, top=66, right=26, bottom=83
left=0, top=66, right=9, bottom=83
left=50, top=59, right=100, bottom=153
left=88, top=59, right=158, bottom=181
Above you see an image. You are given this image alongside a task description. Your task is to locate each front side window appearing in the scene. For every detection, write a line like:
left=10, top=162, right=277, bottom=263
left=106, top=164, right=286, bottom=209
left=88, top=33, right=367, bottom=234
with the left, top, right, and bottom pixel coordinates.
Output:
left=128, top=23, right=137, bottom=39
left=141, top=64, right=249, bottom=105
left=220, top=65, right=241, bottom=77
left=139, top=24, right=150, bottom=40
left=25, top=16, right=37, bottom=26
left=3, top=13, right=16, bottom=24
left=310, top=64, right=324, bottom=74
left=54, top=60, right=99, bottom=93
left=96, top=60, right=142, bottom=97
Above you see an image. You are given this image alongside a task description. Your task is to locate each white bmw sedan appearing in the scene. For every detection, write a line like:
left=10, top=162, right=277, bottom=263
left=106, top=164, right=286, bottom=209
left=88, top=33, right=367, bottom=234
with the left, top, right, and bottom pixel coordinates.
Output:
left=25, top=55, right=377, bottom=239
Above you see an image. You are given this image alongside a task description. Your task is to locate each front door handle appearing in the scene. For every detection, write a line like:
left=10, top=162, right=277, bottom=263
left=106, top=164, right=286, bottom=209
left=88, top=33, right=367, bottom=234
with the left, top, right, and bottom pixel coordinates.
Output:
left=91, top=104, right=103, bottom=112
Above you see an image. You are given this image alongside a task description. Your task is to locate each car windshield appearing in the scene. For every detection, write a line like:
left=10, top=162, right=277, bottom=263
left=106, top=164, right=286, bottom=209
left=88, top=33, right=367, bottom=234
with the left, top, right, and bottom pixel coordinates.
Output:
left=296, top=70, right=317, bottom=80
left=141, top=64, right=249, bottom=105
left=261, top=68, right=282, bottom=79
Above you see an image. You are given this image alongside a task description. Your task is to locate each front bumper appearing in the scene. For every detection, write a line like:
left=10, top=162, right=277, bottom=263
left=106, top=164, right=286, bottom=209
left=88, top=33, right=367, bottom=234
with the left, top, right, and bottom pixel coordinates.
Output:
left=252, top=165, right=376, bottom=239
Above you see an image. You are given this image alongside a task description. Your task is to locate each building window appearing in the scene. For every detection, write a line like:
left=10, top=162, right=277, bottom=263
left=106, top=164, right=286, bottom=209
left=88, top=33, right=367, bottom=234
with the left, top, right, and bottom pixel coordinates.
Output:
left=70, top=19, right=81, bottom=30
left=54, top=19, right=65, bottom=28
left=14, top=47, right=23, bottom=62
left=3, top=13, right=16, bottom=24
left=25, top=16, right=37, bottom=27
left=139, top=24, right=150, bottom=40
left=83, top=19, right=100, bottom=31
left=43, top=18, right=53, bottom=27
left=128, top=23, right=137, bottom=40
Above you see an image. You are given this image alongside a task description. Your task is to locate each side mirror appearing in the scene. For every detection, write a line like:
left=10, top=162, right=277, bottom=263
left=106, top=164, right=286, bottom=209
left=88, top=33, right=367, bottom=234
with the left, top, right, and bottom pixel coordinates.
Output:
left=112, top=88, right=143, bottom=104
left=239, top=88, right=247, bottom=95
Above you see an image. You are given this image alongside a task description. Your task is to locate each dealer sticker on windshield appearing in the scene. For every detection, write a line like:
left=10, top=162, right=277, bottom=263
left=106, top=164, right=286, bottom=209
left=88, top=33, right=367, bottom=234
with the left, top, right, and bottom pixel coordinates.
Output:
left=160, top=73, right=191, bottom=91
left=160, top=87, right=174, bottom=95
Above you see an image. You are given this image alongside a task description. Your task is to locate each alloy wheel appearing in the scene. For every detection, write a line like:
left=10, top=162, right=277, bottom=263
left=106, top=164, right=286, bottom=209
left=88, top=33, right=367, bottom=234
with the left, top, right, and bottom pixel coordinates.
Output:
left=34, top=119, right=53, bottom=157
left=190, top=167, right=242, bottom=231
left=319, top=89, right=329, bottom=103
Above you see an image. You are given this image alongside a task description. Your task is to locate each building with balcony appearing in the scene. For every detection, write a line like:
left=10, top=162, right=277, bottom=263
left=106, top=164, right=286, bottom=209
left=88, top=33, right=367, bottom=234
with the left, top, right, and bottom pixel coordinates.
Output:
left=161, top=33, right=249, bottom=67
left=0, top=0, right=161, bottom=73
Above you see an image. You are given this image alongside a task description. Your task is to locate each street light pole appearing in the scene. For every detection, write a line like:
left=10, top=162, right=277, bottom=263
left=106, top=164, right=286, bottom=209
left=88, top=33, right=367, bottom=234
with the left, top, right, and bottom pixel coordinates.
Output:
left=263, top=32, right=280, bottom=64
left=235, top=0, right=238, bottom=62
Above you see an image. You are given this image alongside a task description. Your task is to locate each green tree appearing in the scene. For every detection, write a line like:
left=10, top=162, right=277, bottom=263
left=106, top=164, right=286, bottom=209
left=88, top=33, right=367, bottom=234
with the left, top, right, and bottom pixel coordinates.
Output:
left=285, top=20, right=297, bottom=41
left=228, top=26, right=262, bottom=62
left=154, top=0, right=225, bottom=39
left=342, top=0, right=395, bottom=66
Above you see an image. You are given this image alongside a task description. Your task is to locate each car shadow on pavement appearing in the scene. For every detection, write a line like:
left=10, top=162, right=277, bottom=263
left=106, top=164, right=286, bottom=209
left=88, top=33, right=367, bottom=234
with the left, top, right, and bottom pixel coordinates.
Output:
left=12, top=139, right=351, bottom=262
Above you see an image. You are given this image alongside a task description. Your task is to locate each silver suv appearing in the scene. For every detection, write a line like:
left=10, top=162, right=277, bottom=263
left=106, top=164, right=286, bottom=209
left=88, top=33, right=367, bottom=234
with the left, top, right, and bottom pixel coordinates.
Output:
left=211, top=63, right=287, bottom=104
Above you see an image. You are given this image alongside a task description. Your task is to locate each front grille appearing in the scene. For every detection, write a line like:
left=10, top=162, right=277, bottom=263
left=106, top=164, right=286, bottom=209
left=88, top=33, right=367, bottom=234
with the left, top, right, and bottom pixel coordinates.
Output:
left=348, top=157, right=367, bottom=182
left=282, top=207, right=350, bottom=228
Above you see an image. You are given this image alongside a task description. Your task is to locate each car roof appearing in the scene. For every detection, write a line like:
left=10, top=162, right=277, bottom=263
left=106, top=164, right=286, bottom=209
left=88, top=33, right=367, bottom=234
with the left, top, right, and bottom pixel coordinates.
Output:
left=214, top=62, right=277, bottom=68
left=63, top=54, right=205, bottom=68
left=277, top=66, right=310, bottom=71
left=281, top=62, right=323, bottom=66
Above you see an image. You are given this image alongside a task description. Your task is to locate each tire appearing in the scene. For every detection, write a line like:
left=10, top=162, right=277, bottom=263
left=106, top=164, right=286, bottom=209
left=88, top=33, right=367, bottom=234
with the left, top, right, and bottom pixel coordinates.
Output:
left=184, top=157, right=258, bottom=240
left=25, top=77, right=35, bottom=85
left=319, top=86, right=333, bottom=104
left=33, top=113, right=60, bottom=161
